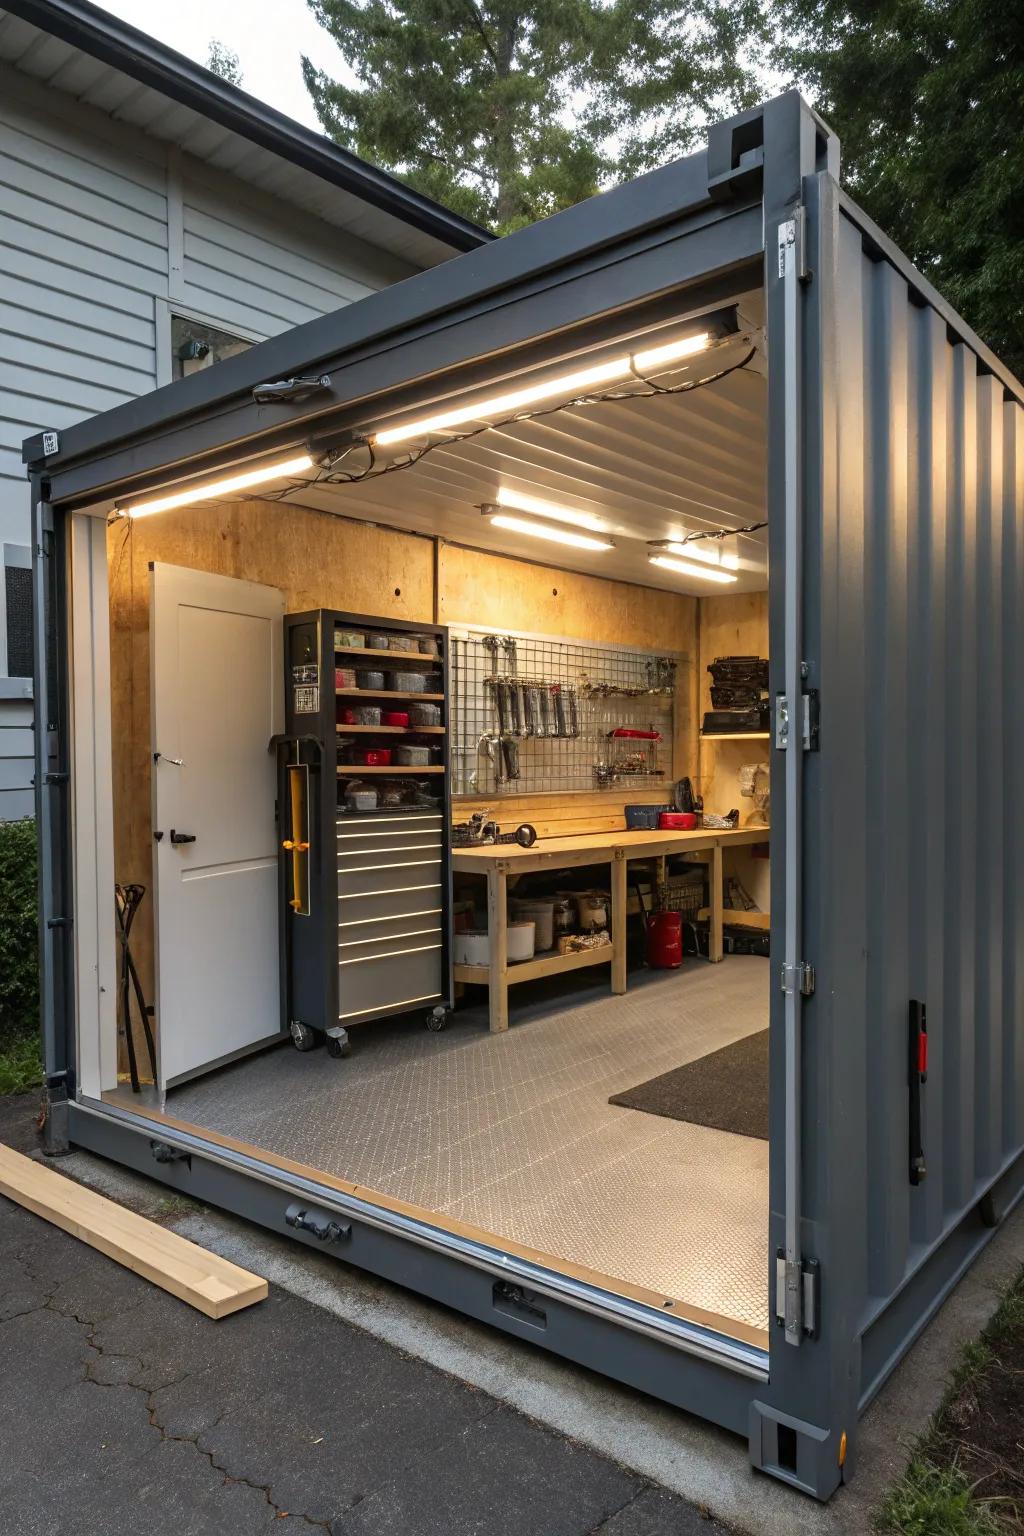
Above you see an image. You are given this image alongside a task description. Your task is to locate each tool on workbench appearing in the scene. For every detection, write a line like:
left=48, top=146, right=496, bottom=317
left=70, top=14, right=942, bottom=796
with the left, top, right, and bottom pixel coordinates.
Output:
left=451, top=809, right=537, bottom=847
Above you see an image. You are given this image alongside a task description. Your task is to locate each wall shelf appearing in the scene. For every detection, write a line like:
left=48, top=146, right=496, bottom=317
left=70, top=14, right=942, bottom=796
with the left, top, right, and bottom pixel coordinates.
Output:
left=334, top=646, right=438, bottom=663
left=337, top=724, right=445, bottom=735
left=336, top=689, right=445, bottom=702
left=337, top=764, right=445, bottom=776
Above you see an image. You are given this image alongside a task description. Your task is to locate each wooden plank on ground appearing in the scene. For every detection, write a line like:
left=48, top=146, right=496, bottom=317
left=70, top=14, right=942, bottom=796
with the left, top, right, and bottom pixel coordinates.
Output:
left=0, top=1144, right=267, bottom=1318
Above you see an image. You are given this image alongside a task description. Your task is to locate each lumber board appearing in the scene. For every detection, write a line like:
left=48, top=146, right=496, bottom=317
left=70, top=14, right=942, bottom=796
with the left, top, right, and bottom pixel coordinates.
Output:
left=0, top=1144, right=267, bottom=1318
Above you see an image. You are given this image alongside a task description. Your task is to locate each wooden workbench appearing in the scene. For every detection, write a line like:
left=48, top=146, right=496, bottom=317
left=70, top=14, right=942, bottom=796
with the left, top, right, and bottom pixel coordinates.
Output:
left=452, top=826, right=769, bottom=1032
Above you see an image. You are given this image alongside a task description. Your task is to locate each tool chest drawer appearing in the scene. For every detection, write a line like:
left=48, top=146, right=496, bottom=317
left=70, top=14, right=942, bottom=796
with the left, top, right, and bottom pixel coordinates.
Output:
left=336, top=883, right=444, bottom=921
left=338, top=944, right=444, bottom=1020
left=337, top=855, right=443, bottom=898
left=335, top=814, right=444, bottom=858
left=338, top=919, right=443, bottom=964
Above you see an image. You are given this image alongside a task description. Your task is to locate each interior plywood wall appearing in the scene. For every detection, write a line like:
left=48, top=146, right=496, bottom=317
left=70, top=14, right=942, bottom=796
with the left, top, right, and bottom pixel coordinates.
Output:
left=106, top=501, right=699, bottom=1066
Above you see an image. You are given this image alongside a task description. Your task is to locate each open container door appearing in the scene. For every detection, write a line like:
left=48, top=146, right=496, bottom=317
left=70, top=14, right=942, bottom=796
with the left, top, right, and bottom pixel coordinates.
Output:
left=149, top=563, right=285, bottom=1088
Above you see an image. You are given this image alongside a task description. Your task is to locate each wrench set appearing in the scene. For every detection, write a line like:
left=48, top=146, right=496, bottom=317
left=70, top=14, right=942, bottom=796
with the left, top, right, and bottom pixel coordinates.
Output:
left=450, top=628, right=681, bottom=795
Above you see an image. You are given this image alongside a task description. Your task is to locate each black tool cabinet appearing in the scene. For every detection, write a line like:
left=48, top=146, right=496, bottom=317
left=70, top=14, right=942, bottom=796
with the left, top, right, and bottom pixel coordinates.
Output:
left=278, top=609, right=453, bottom=1057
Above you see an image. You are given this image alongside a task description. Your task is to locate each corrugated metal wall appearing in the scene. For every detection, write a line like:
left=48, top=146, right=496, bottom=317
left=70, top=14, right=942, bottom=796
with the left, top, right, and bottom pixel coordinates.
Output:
left=814, top=204, right=1024, bottom=1336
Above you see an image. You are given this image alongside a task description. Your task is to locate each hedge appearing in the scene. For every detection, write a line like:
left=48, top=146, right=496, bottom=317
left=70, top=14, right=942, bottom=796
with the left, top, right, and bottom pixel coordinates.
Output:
left=0, top=817, right=39, bottom=1043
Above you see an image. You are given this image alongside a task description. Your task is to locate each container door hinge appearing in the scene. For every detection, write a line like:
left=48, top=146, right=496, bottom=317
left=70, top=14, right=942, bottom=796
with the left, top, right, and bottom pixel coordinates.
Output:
left=778, top=207, right=810, bottom=283
left=776, top=1252, right=820, bottom=1339
left=781, top=962, right=815, bottom=997
left=775, top=689, right=819, bottom=751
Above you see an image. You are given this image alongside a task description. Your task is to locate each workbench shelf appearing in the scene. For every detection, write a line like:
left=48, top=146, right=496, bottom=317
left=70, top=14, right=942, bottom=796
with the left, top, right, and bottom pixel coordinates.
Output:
left=281, top=607, right=454, bottom=1050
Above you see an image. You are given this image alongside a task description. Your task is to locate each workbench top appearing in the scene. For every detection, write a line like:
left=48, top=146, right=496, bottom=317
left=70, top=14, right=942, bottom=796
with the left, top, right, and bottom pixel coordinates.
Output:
left=451, top=824, right=769, bottom=868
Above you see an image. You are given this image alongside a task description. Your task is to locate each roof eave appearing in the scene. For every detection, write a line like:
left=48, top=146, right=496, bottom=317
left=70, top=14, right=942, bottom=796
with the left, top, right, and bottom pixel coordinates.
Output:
left=2, top=0, right=492, bottom=253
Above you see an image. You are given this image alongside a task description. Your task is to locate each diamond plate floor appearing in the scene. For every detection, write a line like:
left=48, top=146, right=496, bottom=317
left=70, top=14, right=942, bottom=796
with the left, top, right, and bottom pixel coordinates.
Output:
left=167, top=957, right=770, bottom=1331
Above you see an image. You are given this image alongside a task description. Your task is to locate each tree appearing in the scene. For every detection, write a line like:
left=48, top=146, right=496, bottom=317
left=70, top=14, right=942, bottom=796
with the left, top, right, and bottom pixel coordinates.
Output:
left=302, top=0, right=764, bottom=232
left=206, top=39, right=244, bottom=87
left=782, top=0, right=1024, bottom=377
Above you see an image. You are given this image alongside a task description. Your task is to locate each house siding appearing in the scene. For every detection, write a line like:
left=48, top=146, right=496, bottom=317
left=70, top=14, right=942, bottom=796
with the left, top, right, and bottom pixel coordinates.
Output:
left=0, top=60, right=423, bottom=814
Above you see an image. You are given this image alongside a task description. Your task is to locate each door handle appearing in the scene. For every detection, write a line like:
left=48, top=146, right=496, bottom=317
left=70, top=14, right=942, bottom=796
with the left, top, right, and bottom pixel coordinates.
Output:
left=169, top=829, right=196, bottom=845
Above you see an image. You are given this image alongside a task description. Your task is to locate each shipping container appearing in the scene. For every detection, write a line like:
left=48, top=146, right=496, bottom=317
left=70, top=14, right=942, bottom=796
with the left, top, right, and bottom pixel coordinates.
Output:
left=24, top=90, right=1024, bottom=1499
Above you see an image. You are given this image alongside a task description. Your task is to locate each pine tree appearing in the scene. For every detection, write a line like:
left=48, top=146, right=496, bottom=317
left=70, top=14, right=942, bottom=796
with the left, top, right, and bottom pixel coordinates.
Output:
left=782, top=0, right=1024, bottom=377
left=303, top=0, right=764, bottom=232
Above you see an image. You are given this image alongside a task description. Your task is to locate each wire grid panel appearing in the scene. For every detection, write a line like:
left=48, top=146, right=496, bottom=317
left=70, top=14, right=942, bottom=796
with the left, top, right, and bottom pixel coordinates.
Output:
left=449, top=625, right=685, bottom=796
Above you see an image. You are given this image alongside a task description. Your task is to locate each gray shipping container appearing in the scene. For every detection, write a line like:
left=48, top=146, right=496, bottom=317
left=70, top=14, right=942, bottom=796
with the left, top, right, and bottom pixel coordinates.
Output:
left=25, top=91, right=1024, bottom=1499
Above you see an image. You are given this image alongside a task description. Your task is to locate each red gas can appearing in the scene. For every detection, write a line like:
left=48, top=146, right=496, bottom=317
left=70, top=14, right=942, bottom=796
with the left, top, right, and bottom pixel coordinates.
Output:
left=645, top=909, right=683, bottom=969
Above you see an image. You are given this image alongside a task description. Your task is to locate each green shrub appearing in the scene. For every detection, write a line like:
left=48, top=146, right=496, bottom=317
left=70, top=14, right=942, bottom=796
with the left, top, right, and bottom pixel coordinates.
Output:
left=0, top=817, right=39, bottom=1042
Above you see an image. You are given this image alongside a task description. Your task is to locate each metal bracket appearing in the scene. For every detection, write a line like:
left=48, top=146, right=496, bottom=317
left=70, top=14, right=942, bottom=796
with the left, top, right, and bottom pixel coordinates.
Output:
left=777, top=208, right=810, bottom=283
left=284, top=1202, right=351, bottom=1244
left=774, top=689, right=819, bottom=751
left=776, top=1253, right=820, bottom=1338
left=781, top=962, right=815, bottom=997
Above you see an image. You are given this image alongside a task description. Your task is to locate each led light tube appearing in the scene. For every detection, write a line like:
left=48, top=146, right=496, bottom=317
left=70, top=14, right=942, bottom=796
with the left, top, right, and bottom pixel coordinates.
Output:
left=119, top=453, right=314, bottom=519
left=488, top=513, right=613, bottom=551
left=373, top=331, right=711, bottom=445
left=648, top=553, right=738, bottom=584
left=495, top=486, right=606, bottom=533
left=662, top=539, right=740, bottom=571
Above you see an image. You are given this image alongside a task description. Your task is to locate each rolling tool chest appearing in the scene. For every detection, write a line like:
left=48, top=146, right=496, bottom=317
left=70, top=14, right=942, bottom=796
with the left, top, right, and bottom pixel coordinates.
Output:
left=277, top=609, right=453, bottom=1057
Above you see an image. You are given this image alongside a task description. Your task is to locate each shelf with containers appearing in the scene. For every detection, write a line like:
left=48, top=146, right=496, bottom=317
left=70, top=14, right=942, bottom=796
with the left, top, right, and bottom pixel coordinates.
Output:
left=279, top=610, right=454, bottom=1057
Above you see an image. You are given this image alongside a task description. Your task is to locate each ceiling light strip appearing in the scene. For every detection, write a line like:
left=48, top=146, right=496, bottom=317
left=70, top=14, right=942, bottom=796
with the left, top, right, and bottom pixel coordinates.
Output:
left=648, top=554, right=738, bottom=585
left=373, top=330, right=712, bottom=446
left=485, top=509, right=613, bottom=552
left=118, top=453, right=314, bottom=519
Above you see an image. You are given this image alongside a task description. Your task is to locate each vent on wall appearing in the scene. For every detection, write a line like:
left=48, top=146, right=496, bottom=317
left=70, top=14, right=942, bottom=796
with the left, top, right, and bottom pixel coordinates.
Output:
left=3, top=547, right=32, bottom=679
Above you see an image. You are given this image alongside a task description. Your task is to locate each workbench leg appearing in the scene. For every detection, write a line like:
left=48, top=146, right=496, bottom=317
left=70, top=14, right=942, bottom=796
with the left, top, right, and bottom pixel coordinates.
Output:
left=710, top=844, right=724, bottom=963
left=611, top=851, right=627, bottom=995
left=487, top=867, right=509, bottom=1033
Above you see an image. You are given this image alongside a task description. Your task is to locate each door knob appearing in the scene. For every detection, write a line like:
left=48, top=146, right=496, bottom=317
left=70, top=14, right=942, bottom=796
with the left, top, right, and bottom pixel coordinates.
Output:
left=169, top=829, right=196, bottom=845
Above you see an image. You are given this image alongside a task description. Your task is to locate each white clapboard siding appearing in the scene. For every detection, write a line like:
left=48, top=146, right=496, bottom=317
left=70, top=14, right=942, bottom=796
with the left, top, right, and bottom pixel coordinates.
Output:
left=0, top=65, right=166, bottom=551
left=179, top=160, right=416, bottom=340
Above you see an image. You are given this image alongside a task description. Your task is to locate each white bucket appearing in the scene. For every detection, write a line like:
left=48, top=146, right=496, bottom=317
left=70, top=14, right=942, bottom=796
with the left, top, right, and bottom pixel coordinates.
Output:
left=454, top=921, right=537, bottom=966
left=511, top=899, right=555, bottom=951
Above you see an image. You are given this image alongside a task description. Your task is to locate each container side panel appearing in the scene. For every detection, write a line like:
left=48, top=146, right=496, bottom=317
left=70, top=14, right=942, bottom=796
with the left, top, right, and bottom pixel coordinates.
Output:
left=863, top=255, right=912, bottom=1297
left=821, top=210, right=1024, bottom=1345
left=1005, top=406, right=1024, bottom=1154
left=974, top=377, right=1004, bottom=1185
left=943, top=344, right=979, bottom=1220
left=912, top=307, right=950, bottom=1247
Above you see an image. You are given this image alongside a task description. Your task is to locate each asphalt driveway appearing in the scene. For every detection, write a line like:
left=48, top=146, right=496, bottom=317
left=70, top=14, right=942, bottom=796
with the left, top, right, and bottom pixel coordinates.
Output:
left=0, top=1116, right=729, bottom=1536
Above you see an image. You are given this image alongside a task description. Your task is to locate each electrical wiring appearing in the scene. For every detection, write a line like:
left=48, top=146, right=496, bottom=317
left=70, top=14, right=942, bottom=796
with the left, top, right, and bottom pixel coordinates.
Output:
left=254, top=340, right=761, bottom=506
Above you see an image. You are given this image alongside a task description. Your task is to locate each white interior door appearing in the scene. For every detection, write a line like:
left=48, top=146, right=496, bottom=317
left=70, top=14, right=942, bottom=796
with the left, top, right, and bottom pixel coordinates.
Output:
left=150, top=563, right=284, bottom=1088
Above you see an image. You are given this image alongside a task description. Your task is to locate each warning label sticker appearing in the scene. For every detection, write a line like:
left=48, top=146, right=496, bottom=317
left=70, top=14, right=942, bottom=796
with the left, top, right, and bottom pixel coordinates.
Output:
left=292, top=663, right=318, bottom=685
left=293, top=685, right=319, bottom=714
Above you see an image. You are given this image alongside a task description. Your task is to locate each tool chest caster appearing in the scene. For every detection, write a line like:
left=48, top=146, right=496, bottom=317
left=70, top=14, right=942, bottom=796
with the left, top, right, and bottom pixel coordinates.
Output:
left=425, top=1005, right=451, bottom=1032
left=290, top=1020, right=320, bottom=1052
left=326, top=1028, right=352, bottom=1058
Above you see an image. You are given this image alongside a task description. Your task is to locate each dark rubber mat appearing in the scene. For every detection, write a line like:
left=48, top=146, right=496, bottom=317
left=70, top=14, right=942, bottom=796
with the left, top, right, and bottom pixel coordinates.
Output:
left=608, top=1030, right=768, bottom=1140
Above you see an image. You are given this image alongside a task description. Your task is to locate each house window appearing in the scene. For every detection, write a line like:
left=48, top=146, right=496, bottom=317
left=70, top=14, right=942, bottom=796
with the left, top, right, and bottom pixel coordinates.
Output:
left=171, top=314, right=253, bottom=380
left=3, top=544, right=32, bottom=679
